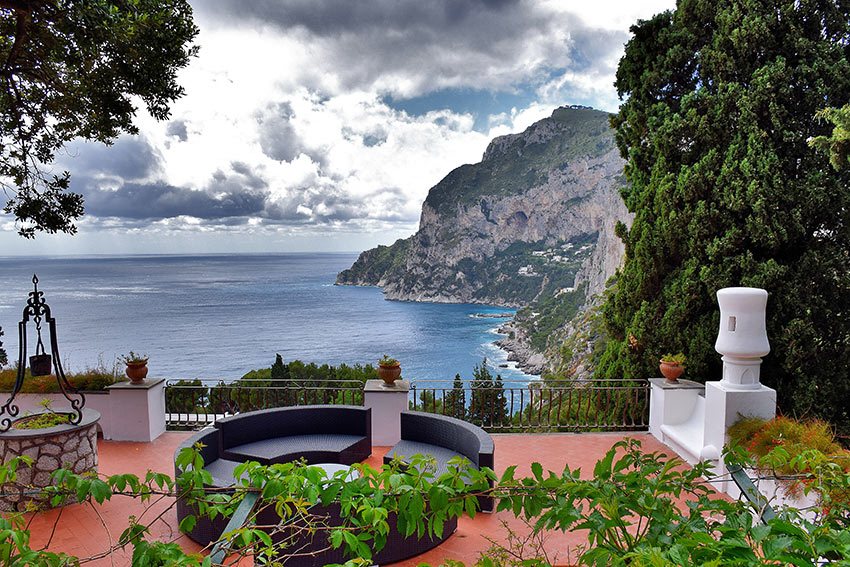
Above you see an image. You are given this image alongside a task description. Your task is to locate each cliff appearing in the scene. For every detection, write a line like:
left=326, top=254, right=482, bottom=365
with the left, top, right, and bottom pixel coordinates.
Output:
left=337, top=106, right=632, bottom=374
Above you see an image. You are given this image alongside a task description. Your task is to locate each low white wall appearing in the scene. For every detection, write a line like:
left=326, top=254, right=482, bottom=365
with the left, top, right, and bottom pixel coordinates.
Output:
left=0, top=379, right=165, bottom=442
left=0, top=392, right=111, bottom=435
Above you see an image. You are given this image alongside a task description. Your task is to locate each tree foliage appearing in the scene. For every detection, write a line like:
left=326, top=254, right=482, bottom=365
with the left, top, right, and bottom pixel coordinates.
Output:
left=0, top=0, right=198, bottom=237
left=444, top=373, right=467, bottom=420
left=469, top=359, right=508, bottom=427
left=810, top=103, right=850, bottom=171
left=598, top=0, right=850, bottom=433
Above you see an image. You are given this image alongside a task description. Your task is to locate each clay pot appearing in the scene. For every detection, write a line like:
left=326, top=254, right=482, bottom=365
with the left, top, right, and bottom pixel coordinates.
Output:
left=377, top=363, right=401, bottom=385
left=125, top=361, right=149, bottom=384
left=659, top=360, right=684, bottom=383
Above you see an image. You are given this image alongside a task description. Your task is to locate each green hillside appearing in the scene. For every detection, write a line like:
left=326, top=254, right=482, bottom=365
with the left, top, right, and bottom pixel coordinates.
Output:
left=424, top=106, right=615, bottom=216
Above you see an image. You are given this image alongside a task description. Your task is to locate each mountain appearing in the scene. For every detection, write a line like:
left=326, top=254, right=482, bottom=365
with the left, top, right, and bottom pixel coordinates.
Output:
left=336, top=106, right=632, bottom=374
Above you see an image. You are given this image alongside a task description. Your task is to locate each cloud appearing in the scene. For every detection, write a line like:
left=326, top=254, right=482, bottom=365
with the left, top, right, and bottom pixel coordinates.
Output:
left=59, top=137, right=163, bottom=181
left=2, top=1, right=678, bottom=255
left=194, top=0, right=606, bottom=99
left=166, top=120, right=189, bottom=141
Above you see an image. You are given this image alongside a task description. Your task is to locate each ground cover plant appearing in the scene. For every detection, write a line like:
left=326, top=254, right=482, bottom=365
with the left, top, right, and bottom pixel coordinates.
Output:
left=729, top=415, right=850, bottom=509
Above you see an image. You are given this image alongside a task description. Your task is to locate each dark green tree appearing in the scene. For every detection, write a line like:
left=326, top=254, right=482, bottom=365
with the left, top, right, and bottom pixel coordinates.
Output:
left=0, top=326, right=5, bottom=367
left=810, top=104, right=850, bottom=171
left=443, top=373, right=466, bottom=420
left=270, top=354, right=288, bottom=380
left=598, top=0, right=850, bottom=431
left=0, top=0, right=198, bottom=237
left=469, top=359, right=508, bottom=427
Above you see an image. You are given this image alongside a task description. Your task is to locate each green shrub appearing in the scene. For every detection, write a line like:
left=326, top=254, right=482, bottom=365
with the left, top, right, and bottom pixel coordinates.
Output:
left=729, top=416, right=845, bottom=471
left=0, top=365, right=117, bottom=393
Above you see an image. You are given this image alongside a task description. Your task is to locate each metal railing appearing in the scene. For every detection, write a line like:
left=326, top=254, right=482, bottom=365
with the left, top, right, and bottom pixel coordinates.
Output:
left=163, top=377, right=650, bottom=433
left=164, top=378, right=363, bottom=429
left=409, top=379, right=650, bottom=432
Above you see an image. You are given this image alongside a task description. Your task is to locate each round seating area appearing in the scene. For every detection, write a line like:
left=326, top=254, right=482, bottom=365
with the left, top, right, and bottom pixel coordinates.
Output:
left=174, top=405, right=494, bottom=566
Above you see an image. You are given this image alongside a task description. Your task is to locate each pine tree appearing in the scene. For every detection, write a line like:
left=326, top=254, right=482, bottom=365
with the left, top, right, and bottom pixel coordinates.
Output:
left=270, top=354, right=288, bottom=380
left=598, top=0, right=850, bottom=431
left=469, top=359, right=508, bottom=427
left=443, top=374, right=467, bottom=420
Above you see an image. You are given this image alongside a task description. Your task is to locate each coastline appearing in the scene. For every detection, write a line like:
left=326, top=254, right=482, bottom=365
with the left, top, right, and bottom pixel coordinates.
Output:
left=335, top=280, right=547, bottom=377
left=492, top=319, right=548, bottom=376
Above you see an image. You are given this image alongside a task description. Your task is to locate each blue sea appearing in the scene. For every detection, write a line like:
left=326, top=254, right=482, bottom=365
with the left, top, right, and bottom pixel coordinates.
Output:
left=0, top=254, right=532, bottom=385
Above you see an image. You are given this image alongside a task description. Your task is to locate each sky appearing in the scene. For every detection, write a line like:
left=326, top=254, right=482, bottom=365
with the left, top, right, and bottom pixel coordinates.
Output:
left=1, top=0, right=675, bottom=256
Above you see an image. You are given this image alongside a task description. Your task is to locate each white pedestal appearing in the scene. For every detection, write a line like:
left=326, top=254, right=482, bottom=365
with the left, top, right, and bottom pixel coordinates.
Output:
left=703, top=380, right=775, bottom=494
left=363, top=379, right=409, bottom=446
left=105, top=378, right=166, bottom=442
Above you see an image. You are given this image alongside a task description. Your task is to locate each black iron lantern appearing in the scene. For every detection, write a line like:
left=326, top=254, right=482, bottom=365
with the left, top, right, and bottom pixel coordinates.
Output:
left=0, top=275, right=84, bottom=431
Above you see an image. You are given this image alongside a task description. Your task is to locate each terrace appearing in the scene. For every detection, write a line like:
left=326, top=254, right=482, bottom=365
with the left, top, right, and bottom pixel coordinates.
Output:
left=20, top=430, right=678, bottom=567
left=1, top=287, right=836, bottom=566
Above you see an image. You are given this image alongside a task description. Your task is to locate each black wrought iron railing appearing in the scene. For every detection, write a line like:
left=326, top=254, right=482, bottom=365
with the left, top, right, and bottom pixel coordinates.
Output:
left=164, top=378, right=363, bottom=429
left=409, top=379, right=650, bottom=432
left=163, top=377, right=650, bottom=432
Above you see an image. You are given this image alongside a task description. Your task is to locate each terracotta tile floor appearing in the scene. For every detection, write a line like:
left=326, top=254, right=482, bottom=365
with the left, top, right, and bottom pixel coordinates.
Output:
left=15, top=431, right=681, bottom=566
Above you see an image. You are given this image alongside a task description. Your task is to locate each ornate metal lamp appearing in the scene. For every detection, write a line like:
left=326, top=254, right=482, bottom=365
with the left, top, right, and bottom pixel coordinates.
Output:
left=0, top=275, right=84, bottom=431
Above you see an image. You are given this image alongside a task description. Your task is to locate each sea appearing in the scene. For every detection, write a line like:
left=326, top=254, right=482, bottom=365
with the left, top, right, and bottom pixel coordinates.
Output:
left=0, top=253, right=533, bottom=386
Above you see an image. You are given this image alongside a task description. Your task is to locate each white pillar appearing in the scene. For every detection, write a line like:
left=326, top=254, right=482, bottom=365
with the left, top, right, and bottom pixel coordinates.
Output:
left=105, top=378, right=166, bottom=442
left=363, top=379, right=409, bottom=446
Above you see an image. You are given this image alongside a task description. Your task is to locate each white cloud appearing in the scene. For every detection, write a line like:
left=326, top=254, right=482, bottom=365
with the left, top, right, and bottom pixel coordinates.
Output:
left=2, top=0, right=677, bottom=254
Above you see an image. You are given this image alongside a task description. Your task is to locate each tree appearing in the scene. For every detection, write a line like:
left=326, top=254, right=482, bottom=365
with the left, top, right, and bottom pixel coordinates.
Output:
left=443, top=373, right=467, bottom=420
left=598, top=0, right=850, bottom=432
left=469, top=359, right=508, bottom=427
left=810, top=103, right=850, bottom=171
left=270, top=353, right=288, bottom=379
left=0, top=0, right=199, bottom=237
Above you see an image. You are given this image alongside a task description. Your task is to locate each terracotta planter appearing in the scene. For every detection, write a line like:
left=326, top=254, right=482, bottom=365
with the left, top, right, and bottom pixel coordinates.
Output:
left=659, top=360, right=684, bottom=383
left=377, top=363, right=401, bottom=385
left=125, top=361, right=148, bottom=384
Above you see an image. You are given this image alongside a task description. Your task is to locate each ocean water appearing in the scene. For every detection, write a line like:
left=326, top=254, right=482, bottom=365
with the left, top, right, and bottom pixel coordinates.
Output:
left=0, top=254, right=532, bottom=385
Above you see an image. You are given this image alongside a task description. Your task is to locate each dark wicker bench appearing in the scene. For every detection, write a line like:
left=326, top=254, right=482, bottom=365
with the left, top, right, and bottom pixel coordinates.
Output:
left=175, top=405, right=372, bottom=546
left=175, top=406, right=470, bottom=564
left=384, top=410, right=495, bottom=512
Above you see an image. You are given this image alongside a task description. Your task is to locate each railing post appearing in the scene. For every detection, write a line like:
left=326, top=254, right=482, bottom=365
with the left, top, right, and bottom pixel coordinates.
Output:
left=363, top=379, right=410, bottom=446
left=106, top=378, right=166, bottom=442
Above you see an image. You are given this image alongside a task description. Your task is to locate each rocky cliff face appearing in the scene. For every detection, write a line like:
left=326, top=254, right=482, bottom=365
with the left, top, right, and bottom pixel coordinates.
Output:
left=337, top=106, right=632, bottom=311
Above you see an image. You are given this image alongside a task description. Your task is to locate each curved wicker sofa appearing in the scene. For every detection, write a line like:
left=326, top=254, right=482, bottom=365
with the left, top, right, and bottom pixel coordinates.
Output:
left=384, top=410, right=495, bottom=512
left=173, top=405, right=459, bottom=566
left=175, top=405, right=372, bottom=548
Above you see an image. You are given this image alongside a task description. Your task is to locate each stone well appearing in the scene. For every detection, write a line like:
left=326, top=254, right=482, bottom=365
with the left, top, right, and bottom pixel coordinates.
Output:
left=0, top=408, right=100, bottom=511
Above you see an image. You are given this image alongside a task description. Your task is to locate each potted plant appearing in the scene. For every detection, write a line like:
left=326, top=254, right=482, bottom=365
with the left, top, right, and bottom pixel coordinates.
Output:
left=659, top=352, right=685, bottom=383
left=377, top=354, right=401, bottom=385
left=120, top=351, right=149, bottom=384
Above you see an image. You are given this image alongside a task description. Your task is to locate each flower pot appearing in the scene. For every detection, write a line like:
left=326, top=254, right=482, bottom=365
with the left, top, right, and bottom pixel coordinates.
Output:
left=659, top=360, right=683, bottom=383
left=29, top=354, right=52, bottom=377
left=125, top=361, right=148, bottom=384
left=377, top=363, right=401, bottom=385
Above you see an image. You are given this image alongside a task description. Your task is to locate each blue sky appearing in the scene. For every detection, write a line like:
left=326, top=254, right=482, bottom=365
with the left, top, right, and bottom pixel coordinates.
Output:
left=1, top=0, right=675, bottom=256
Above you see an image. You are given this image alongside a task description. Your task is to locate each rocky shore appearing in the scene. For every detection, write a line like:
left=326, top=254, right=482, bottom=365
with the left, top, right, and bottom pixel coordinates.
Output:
left=493, top=319, right=548, bottom=376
